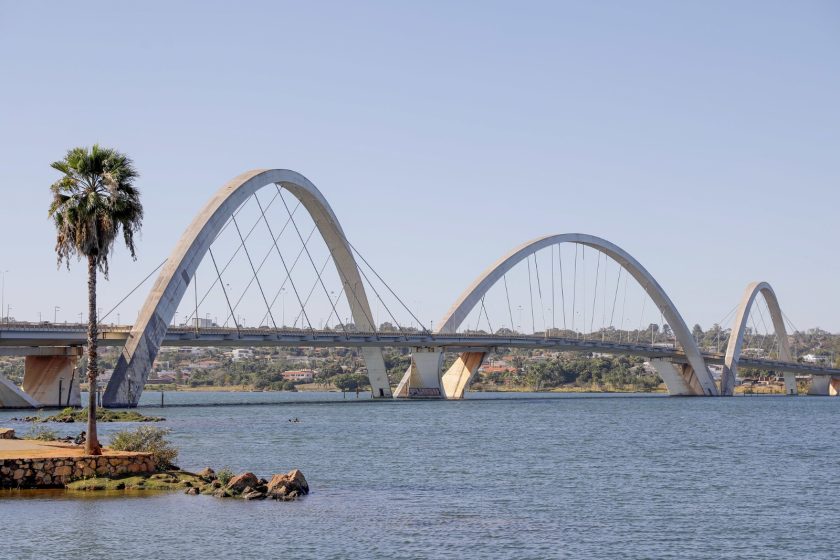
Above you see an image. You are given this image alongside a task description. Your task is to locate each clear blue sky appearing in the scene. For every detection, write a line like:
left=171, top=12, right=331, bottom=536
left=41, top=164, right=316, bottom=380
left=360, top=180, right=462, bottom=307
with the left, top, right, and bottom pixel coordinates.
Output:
left=0, top=1, right=838, bottom=332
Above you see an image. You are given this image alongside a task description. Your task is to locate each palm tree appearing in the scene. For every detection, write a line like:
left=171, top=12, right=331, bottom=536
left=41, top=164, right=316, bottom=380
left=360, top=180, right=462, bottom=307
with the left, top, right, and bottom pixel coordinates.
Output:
left=49, top=145, right=143, bottom=455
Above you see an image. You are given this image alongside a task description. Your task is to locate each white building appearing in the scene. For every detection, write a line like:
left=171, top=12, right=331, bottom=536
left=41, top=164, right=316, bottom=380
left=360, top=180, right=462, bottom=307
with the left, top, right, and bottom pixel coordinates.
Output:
left=231, top=349, right=254, bottom=362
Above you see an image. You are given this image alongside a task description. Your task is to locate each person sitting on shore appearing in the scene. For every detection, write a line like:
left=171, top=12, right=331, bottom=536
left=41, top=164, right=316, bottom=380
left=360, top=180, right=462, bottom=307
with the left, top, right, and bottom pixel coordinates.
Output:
left=73, top=431, right=86, bottom=445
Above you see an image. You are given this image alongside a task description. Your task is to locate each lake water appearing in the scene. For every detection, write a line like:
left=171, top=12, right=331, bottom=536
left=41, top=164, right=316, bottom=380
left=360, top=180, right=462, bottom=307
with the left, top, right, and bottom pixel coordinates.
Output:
left=1, top=391, right=839, bottom=559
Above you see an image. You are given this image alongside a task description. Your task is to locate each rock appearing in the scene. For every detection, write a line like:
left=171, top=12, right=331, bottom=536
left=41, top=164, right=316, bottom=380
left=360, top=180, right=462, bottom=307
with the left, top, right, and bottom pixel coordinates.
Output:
left=225, top=472, right=259, bottom=494
left=197, top=467, right=216, bottom=481
left=267, top=469, right=309, bottom=497
left=185, top=487, right=200, bottom=495
left=270, top=484, right=289, bottom=498
left=0, top=428, right=15, bottom=439
left=212, top=488, right=230, bottom=498
left=242, top=490, right=266, bottom=500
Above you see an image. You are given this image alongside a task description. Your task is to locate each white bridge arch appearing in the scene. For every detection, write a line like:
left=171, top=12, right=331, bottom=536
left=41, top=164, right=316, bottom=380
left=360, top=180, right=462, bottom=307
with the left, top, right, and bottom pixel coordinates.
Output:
left=103, top=169, right=391, bottom=406
left=427, top=233, right=719, bottom=398
left=722, top=281, right=796, bottom=396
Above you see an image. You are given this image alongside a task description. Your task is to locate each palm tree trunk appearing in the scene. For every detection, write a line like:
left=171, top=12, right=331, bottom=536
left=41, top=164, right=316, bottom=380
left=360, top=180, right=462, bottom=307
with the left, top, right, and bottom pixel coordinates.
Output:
left=85, top=255, right=102, bottom=455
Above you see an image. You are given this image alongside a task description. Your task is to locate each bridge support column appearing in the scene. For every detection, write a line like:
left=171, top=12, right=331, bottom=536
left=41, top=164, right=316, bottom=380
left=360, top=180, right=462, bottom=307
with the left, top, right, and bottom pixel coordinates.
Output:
left=394, top=348, right=444, bottom=398
left=782, top=373, right=797, bottom=396
left=650, top=358, right=696, bottom=396
left=23, top=355, right=81, bottom=407
left=441, top=352, right=486, bottom=399
left=0, top=374, right=40, bottom=408
left=361, top=347, right=392, bottom=398
left=808, top=376, right=831, bottom=396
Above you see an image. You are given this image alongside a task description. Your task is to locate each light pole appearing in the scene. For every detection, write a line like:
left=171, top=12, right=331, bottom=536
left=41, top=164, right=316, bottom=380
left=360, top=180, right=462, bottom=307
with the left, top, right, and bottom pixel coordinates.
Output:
left=54, top=306, right=60, bottom=323
left=0, top=270, right=7, bottom=323
left=281, top=288, right=286, bottom=328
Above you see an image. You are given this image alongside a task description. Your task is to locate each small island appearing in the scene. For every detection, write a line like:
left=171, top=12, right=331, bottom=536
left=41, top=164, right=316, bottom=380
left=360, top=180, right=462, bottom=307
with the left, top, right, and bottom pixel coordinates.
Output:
left=0, top=426, right=307, bottom=501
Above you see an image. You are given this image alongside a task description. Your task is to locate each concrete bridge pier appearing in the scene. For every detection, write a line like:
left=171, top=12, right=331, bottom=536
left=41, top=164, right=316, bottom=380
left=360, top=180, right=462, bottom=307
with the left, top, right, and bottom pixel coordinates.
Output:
left=649, top=358, right=703, bottom=396
left=441, top=351, right=486, bottom=399
left=394, top=348, right=444, bottom=398
left=808, top=375, right=840, bottom=397
left=0, top=375, right=40, bottom=408
left=782, top=373, right=797, bottom=396
left=0, top=349, right=81, bottom=408
left=23, top=354, right=81, bottom=407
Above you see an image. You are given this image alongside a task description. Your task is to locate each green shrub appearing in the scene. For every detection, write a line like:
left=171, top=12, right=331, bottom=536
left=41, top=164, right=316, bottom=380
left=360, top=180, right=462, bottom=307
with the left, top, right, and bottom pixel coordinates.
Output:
left=217, top=467, right=234, bottom=486
left=23, top=425, right=59, bottom=441
left=109, top=426, right=179, bottom=470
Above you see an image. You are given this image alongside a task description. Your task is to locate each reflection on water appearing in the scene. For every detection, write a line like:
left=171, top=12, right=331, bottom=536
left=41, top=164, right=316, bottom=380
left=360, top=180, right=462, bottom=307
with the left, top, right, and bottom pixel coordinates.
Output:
left=1, top=392, right=838, bottom=559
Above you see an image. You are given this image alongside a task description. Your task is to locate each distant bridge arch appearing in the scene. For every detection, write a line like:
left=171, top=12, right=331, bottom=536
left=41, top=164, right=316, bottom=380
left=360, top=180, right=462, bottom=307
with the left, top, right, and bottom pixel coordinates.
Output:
left=104, top=169, right=391, bottom=406
left=431, top=233, right=718, bottom=398
left=722, top=281, right=796, bottom=396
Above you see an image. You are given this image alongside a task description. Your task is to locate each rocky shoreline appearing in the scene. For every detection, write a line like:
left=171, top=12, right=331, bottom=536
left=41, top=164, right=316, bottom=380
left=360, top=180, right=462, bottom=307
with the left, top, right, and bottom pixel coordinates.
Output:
left=66, top=467, right=309, bottom=501
left=11, top=408, right=164, bottom=423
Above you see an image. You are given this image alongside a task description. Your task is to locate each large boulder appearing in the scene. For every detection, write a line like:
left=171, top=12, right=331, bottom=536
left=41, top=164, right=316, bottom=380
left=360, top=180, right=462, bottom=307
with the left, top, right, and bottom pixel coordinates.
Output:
left=242, top=488, right=267, bottom=500
left=196, top=467, right=216, bottom=481
left=267, top=469, right=309, bottom=499
left=0, top=428, right=15, bottom=439
left=225, top=472, right=259, bottom=494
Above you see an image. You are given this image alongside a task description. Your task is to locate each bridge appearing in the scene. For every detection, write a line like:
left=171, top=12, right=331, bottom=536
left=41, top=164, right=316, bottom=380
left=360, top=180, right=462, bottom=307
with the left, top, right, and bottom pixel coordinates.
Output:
left=2, top=168, right=838, bottom=407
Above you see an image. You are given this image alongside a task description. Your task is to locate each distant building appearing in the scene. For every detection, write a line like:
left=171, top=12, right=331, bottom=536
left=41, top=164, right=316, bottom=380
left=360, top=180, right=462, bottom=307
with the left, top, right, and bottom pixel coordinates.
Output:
left=803, top=354, right=829, bottom=364
left=281, top=369, right=315, bottom=383
left=479, top=364, right=517, bottom=375
left=231, top=349, right=254, bottom=362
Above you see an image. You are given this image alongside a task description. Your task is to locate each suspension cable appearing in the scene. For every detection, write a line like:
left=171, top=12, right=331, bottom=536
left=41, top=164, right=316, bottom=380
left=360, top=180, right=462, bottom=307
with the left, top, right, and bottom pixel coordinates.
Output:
left=619, top=271, right=629, bottom=343
left=253, top=194, right=313, bottom=331
left=551, top=244, right=556, bottom=331
left=290, top=253, right=340, bottom=330
left=503, top=274, right=515, bottom=333
left=589, top=251, right=600, bottom=334
left=208, top=248, right=240, bottom=337
left=534, top=251, right=546, bottom=333
left=526, top=255, right=536, bottom=334
left=753, top=297, right=772, bottom=354
left=100, top=259, right=167, bottom=323
left=323, top=285, right=347, bottom=328
left=480, top=295, right=494, bottom=334
left=582, top=246, right=587, bottom=340
left=572, top=244, right=578, bottom=336
left=636, top=292, right=647, bottom=344
left=184, top=195, right=301, bottom=325
left=609, top=267, right=623, bottom=340
left=231, top=213, right=278, bottom=329
left=257, top=225, right=317, bottom=327
left=558, top=244, right=567, bottom=331
left=278, top=189, right=348, bottom=334
left=344, top=238, right=430, bottom=334
left=601, top=256, right=608, bottom=339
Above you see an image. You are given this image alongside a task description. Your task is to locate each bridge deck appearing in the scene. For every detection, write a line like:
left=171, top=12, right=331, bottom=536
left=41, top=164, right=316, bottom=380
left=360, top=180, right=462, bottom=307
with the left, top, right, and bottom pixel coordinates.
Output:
left=1, top=324, right=839, bottom=377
